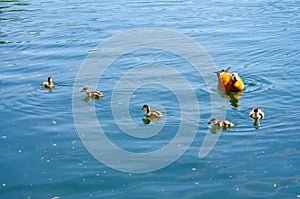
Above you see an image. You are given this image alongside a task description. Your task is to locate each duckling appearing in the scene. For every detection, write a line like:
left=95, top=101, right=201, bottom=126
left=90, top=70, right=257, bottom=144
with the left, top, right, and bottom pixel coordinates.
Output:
left=142, top=104, right=162, bottom=119
left=208, top=117, right=234, bottom=129
left=81, top=87, right=104, bottom=99
left=43, top=76, right=55, bottom=89
left=249, top=107, right=264, bottom=120
left=249, top=107, right=264, bottom=127
left=215, top=66, right=244, bottom=92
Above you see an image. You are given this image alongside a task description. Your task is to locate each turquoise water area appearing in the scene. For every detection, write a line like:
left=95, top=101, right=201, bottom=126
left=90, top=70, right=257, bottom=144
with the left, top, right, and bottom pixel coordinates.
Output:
left=1, top=0, right=300, bottom=198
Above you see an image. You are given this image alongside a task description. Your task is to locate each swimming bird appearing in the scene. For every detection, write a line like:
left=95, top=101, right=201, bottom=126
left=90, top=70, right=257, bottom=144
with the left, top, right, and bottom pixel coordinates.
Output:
left=208, top=117, right=234, bottom=129
left=249, top=107, right=264, bottom=127
left=249, top=107, right=264, bottom=120
left=142, top=104, right=162, bottom=119
left=215, top=66, right=244, bottom=92
left=43, top=76, right=55, bottom=89
left=81, top=87, right=104, bottom=99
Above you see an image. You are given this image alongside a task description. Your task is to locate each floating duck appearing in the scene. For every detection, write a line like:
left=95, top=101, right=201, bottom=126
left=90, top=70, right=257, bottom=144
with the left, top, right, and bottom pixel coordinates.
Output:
left=215, top=66, right=244, bottom=92
left=142, top=104, right=162, bottom=119
left=249, top=107, right=264, bottom=126
left=81, top=87, right=103, bottom=99
left=43, top=76, right=55, bottom=89
left=208, top=117, right=234, bottom=129
left=249, top=107, right=264, bottom=120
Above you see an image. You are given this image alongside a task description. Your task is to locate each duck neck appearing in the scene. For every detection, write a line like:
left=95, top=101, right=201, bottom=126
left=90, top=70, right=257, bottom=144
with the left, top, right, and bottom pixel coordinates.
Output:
left=145, top=106, right=150, bottom=114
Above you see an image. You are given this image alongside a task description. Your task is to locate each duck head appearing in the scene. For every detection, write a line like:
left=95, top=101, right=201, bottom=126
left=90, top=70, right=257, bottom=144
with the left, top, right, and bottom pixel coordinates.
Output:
left=48, top=76, right=52, bottom=83
left=208, top=117, right=218, bottom=125
left=253, top=107, right=259, bottom=113
left=81, top=87, right=89, bottom=93
left=142, top=104, right=150, bottom=110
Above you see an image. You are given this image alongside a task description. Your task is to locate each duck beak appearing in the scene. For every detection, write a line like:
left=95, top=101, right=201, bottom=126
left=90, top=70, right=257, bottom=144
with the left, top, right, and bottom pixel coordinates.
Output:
left=208, top=121, right=211, bottom=124
left=214, top=71, right=221, bottom=78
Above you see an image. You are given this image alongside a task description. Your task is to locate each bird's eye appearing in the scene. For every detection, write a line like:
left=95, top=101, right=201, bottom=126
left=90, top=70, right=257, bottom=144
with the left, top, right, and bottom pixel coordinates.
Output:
left=220, top=69, right=224, bottom=73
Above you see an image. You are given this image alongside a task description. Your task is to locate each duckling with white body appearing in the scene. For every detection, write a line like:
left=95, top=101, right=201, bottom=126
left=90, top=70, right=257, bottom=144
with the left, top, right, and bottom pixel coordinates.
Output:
left=249, top=107, right=264, bottom=126
left=43, top=76, right=55, bottom=89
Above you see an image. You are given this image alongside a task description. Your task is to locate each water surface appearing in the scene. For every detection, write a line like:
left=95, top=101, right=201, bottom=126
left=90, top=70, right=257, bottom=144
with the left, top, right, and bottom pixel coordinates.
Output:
left=1, top=0, right=300, bottom=198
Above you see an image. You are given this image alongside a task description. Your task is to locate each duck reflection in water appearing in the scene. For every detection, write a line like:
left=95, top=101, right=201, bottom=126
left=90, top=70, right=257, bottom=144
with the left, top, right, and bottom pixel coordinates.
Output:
left=219, top=91, right=244, bottom=109
left=142, top=117, right=151, bottom=124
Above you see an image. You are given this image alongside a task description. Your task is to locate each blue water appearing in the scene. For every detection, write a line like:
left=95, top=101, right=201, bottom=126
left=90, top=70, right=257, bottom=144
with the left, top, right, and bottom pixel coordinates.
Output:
left=1, top=0, right=300, bottom=198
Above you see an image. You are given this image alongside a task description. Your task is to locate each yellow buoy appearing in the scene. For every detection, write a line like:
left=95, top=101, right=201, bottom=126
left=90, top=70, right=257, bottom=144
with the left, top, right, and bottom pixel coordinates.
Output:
left=215, top=66, right=244, bottom=92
